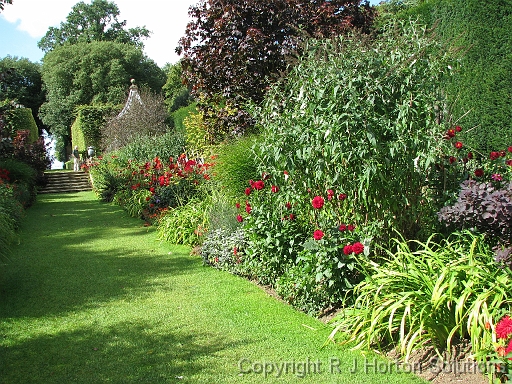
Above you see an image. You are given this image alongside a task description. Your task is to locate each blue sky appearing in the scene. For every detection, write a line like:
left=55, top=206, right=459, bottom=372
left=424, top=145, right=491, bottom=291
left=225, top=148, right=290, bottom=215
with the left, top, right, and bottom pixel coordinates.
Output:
left=0, top=0, right=382, bottom=67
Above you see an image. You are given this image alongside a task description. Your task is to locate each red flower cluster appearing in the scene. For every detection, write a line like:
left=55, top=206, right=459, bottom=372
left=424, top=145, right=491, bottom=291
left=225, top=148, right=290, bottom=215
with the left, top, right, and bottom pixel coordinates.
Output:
left=0, top=168, right=10, bottom=181
left=339, top=224, right=356, bottom=232
left=343, top=242, right=364, bottom=255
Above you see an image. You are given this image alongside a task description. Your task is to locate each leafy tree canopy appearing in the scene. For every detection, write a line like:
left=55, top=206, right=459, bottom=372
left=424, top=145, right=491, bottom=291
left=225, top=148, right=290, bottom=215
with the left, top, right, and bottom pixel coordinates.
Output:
left=0, top=0, right=12, bottom=12
left=162, top=61, right=191, bottom=113
left=39, top=41, right=166, bottom=161
left=177, top=0, right=375, bottom=106
left=176, top=0, right=375, bottom=140
left=38, top=0, right=151, bottom=53
left=0, top=56, right=46, bottom=134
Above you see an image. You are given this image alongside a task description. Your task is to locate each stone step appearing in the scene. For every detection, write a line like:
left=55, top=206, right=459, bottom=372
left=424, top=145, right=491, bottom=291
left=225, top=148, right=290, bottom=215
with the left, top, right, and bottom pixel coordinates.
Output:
left=38, top=171, right=93, bottom=194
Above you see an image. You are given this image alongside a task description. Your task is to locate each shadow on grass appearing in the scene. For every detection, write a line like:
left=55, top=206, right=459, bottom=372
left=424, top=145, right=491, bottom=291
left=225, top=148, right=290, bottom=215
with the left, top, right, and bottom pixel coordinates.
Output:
left=1, top=192, right=196, bottom=318
left=1, top=320, right=243, bottom=383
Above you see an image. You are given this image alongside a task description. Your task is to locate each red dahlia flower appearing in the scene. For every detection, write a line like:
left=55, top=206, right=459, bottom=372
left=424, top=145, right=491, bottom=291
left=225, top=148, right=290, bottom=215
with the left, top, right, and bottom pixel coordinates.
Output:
left=245, top=187, right=252, bottom=196
left=312, top=196, right=325, bottom=209
left=253, top=180, right=265, bottom=190
left=343, top=244, right=354, bottom=255
left=455, top=141, right=463, bottom=149
left=352, top=242, right=364, bottom=255
left=496, top=315, right=512, bottom=339
left=339, top=224, right=347, bottom=232
left=236, top=214, right=243, bottom=223
left=338, top=193, right=347, bottom=201
left=474, top=168, right=484, bottom=177
left=313, top=230, right=324, bottom=240
left=491, top=151, right=500, bottom=160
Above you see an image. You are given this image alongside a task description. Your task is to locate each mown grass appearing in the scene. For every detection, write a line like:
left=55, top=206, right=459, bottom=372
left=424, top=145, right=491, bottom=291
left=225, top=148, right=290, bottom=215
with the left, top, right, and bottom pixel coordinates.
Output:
left=0, top=192, right=427, bottom=383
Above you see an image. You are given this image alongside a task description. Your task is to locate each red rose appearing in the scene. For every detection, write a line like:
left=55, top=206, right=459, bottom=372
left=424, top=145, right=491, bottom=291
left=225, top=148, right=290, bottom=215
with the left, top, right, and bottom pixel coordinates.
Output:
left=313, top=230, right=324, bottom=240
left=253, top=180, right=265, bottom=190
left=312, top=196, right=325, bottom=209
left=474, top=168, right=484, bottom=177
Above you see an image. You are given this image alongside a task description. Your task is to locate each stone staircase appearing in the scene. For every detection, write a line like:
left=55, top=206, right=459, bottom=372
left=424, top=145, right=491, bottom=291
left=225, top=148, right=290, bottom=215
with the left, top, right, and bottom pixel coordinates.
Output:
left=38, top=171, right=92, bottom=194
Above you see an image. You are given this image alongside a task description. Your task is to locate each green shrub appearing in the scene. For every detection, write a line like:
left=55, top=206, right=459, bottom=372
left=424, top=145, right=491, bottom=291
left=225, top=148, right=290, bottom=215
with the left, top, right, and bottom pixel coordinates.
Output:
left=89, top=156, right=132, bottom=202
left=156, top=197, right=210, bottom=246
left=171, top=103, right=197, bottom=135
left=212, top=135, right=261, bottom=199
left=0, top=158, right=37, bottom=206
left=115, top=130, right=185, bottom=163
left=328, top=232, right=512, bottom=362
left=200, top=227, right=247, bottom=275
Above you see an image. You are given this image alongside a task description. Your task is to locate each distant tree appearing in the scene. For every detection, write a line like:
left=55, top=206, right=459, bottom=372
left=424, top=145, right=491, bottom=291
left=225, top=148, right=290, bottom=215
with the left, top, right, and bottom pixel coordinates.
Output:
left=39, top=41, right=166, bottom=161
left=0, top=0, right=12, bottom=12
left=38, top=0, right=151, bottom=53
left=0, top=56, right=46, bottom=135
left=162, top=61, right=191, bottom=113
left=176, top=0, right=375, bottom=139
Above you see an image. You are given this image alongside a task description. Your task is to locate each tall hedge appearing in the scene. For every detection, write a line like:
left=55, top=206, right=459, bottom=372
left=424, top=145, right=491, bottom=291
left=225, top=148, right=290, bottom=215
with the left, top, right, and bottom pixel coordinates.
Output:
left=7, top=108, right=39, bottom=142
left=400, top=0, right=512, bottom=153
left=71, top=104, right=120, bottom=155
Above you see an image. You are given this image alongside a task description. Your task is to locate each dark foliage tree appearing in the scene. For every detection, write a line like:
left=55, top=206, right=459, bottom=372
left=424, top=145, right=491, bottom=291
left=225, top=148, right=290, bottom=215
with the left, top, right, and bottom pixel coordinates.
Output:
left=0, top=56, right=46, bottom=135
left=39, top=41, right=165, bottom=161
left=0, top=0, right=12, bottom=12
left=38, top=0, right=150, bottom=53
left=176, top=0, right=375, bottom=139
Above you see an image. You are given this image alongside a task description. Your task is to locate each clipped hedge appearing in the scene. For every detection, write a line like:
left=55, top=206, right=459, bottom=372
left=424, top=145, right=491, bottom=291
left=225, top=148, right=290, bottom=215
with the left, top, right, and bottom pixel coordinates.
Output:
left=7, top=108, right=39, bottom=142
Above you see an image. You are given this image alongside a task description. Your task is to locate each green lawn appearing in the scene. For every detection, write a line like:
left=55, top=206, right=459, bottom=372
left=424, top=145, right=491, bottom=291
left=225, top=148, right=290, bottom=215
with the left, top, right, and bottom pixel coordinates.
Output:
left=0, top=192, right=428, bottom=383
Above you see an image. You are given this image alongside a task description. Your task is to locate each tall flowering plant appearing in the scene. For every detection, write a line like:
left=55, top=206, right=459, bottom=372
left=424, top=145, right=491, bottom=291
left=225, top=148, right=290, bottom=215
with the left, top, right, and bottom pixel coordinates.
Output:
left=234, top=168, right=369, bottom=311
left=477, top=315, right=512, bottom=383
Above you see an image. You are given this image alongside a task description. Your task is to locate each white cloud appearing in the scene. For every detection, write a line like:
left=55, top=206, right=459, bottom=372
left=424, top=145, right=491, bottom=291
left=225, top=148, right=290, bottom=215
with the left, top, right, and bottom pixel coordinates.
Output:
left=2, top=0, right=196, bottom=66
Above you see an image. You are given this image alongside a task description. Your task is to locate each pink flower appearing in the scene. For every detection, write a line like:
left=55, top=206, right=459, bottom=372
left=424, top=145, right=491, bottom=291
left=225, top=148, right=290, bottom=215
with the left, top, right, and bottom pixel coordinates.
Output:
left=312, top=196, right=324, bottom=209
left=313, top=230, right=324, bottom=240
left=327, top=189, right=334, bottom=200
left=352, top=242, right=364, bottom=255
left=496, top=316, right=512, bottom=339
left=343, top=244, right=353, bottom=255
left=492, top=174, right=503, bottom=181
